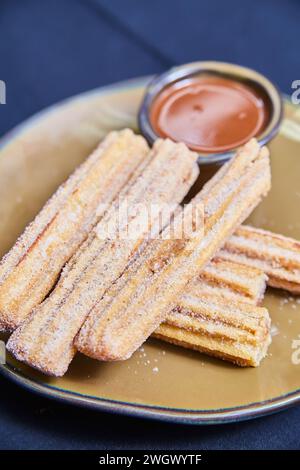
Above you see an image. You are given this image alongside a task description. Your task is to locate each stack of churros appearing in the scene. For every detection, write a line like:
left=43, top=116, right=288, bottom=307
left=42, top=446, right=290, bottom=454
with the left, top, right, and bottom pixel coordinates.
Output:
left=154, top=224, right=300, bottom=367
left=2, top=128, right=300, bottom=376
left=154, top=261, right=271, bottom=367
left=75, top=139, right=271, bottom=365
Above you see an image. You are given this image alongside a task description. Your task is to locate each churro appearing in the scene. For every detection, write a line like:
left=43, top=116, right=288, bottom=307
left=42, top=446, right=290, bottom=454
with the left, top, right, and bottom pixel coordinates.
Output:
left=154, top=294, right=271, bottom=367
left=0, top=129, right=150, bottom=331
left=75, top=139, right=271, bottom=365
left=7, top=139, right=199, bottom=376
left=219, top=225, right=300, bottom=294
left=190, top=258, right=267, bottom=305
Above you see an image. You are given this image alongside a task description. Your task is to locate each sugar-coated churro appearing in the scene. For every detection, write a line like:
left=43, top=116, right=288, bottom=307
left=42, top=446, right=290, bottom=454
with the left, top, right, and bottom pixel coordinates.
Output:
left=219, top=225, right=300, bottom=294
left=7, top=139, right=199, bottom=376
left=75, top=139, right=271, bottom=365
left=75, top=203, right=204, bottom=363
left=189, top=258, right=267, bottom=305
left=0, top=129, right=150, bottom=331
left=154, top=293, right=271, bottom=367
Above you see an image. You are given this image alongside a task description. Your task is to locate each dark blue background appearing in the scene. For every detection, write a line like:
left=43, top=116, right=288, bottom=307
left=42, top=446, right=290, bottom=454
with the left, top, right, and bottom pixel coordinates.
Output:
left=0, top=0, right=299, bottom=450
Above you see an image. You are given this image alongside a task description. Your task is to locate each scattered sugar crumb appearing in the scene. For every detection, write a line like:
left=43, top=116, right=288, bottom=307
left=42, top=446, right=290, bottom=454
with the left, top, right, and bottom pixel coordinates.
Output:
left=271, top=325, right=279, bottom=337
left=152, top=367, right=159, bottom=373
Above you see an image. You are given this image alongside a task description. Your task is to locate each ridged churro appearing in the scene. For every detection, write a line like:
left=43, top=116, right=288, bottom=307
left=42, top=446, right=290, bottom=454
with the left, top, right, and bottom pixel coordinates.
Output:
left=190, top=258, right=267, bottom=305
left=153, top=258, right=270, bottom=367
left=7, top=139, right=199, bottom=376
left=219, top=225, right=300, bottom=294
left=75, top=139, right=271, bottom=365
left=154, top=293, right=271, bottom=367
left=0, top=129, right=150, bottom=331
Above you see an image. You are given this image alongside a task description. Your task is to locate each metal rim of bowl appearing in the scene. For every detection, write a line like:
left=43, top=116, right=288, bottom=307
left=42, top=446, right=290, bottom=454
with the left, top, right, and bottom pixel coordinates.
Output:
left=138, top=61, right=284, bottom=165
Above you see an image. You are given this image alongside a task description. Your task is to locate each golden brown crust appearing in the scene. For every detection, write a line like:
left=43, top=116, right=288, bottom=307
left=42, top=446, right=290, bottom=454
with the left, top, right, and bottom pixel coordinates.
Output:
left=153, top=330, right=267, bottom=367
left=154, top=294, right=271, bottom=367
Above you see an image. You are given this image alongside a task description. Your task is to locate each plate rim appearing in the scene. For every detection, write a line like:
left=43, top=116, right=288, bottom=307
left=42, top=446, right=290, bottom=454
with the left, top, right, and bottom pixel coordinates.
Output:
left=1, top=361, right=300, bottom=425
left=0, top=76, right=299, bottom=425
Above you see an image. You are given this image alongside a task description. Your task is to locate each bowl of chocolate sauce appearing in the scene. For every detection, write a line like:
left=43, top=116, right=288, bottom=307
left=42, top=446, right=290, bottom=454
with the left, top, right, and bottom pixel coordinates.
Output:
left=139, top=61, right=283, bottom=164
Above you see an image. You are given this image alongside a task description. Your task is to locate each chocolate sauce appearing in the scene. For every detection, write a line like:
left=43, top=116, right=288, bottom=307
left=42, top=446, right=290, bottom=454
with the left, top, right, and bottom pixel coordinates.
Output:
left=150, top=76, right=270, bottom=153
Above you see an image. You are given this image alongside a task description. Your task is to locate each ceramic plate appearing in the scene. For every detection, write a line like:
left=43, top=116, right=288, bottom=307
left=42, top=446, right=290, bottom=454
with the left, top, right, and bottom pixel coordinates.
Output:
left=1, top=77, right=300, bottom=424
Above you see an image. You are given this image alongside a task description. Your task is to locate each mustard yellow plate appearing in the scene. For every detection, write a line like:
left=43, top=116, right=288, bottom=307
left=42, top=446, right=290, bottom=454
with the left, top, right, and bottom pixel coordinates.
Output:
left=0, top=77, right=300, bottom=424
